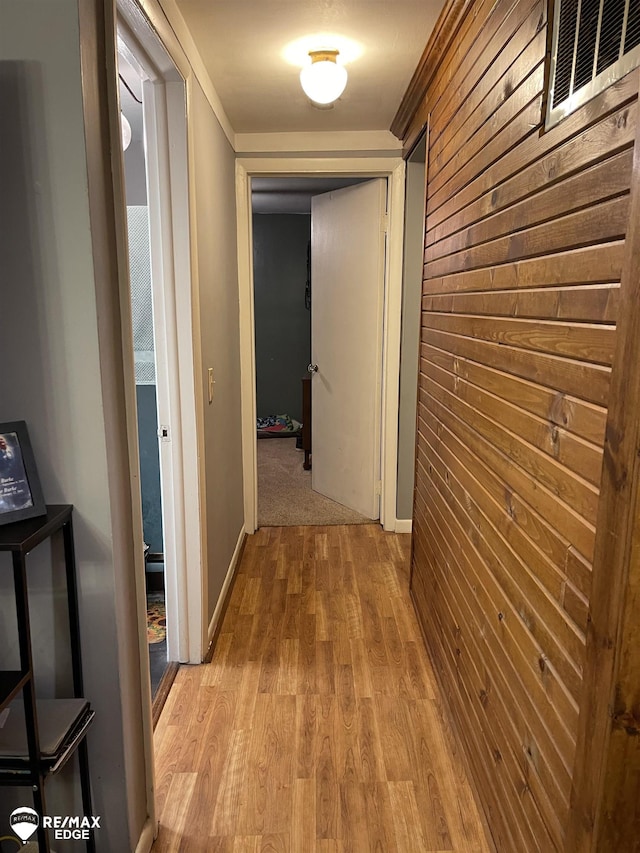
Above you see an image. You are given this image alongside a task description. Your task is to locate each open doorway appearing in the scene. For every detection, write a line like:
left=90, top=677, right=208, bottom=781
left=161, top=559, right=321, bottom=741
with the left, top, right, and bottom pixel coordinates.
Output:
left=115, top=10, right=204, bottom=726
left=237, top=157, right=406, bottom=535
left=118, top=51, right=169, bottom=701
left=397, top=130, right=428, bottom=533
left=250, top=176, right=389, bottom=528
left=251, top=181, right=311, bottom=526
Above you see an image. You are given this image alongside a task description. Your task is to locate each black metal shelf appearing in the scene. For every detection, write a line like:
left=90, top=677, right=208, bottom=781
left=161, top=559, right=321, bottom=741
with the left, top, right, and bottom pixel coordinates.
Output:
left=0, top=704, right=96, bottom=781
left=0, top=504, right=73, bottom=556
left=0, top=505, right=95, bottom=852
left=0, top=670, right=30, bottom=711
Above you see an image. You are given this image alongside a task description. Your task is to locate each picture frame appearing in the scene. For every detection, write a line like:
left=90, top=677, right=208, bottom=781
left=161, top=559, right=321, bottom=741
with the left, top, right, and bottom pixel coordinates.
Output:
left=0, top=421, right=46, bottom=526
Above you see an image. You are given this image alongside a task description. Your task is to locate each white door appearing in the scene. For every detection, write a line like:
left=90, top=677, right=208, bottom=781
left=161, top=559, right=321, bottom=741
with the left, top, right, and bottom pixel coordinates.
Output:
left=310, top=179, right=387, bottom=519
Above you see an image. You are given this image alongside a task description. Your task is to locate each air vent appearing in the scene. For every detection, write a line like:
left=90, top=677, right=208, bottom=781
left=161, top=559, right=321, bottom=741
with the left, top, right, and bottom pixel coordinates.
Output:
left=547, top=0, right=640, bottom=126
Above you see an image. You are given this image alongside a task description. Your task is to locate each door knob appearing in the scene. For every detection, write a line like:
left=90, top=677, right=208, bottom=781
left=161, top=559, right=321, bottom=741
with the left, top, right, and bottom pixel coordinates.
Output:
left=307, top=363, right=318, bottom=374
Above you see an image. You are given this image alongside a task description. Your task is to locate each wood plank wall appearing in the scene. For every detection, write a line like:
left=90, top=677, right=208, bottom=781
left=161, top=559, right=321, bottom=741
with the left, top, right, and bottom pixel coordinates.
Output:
left=391, top=0, right=639, bottom=848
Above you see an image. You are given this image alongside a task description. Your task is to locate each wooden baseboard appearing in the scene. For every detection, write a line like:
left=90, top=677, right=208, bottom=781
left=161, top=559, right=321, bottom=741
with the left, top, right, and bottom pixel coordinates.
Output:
left=203, top=528, right=248, bottom=663
left=151, top=530, right=247, bottom=727
left=134, top=816, right=156, bottom=853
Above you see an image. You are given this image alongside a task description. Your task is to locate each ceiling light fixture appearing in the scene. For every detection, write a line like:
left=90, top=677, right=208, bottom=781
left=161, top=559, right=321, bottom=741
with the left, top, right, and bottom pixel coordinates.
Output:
left=300, top=49, right=347, bottom=105
left=120, top=112, right=132, bottom=151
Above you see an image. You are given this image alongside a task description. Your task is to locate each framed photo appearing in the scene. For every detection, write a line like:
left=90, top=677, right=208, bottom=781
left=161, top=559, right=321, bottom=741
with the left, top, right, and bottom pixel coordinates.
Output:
left=0, top=421, right=46, bottom=526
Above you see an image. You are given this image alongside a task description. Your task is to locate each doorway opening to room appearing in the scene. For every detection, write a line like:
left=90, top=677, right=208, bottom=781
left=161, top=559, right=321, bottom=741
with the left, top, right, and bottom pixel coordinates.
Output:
left=252, top=177, right=374, bottom=527
left=118, top=49, right=169, bottom=700
left=115, top=11, right=203, bottom=723
left=237, top=159, right=406, bottom=535
left=396, top=130, right=428, bottom=534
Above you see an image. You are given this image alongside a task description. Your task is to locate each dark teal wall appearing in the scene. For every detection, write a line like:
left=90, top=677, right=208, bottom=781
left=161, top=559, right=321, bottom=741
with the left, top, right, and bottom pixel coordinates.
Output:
left=253, top=214, right=311, bottom=424
left=136, top=384, right=163, bottom=553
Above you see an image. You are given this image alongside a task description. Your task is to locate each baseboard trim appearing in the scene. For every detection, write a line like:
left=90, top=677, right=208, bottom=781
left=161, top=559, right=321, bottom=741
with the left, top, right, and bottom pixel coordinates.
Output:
left=134, top=817, right=156, bottom=853
left=204, top=526, right=247, bottom=661
left=395, top=519, right=413, bottom=533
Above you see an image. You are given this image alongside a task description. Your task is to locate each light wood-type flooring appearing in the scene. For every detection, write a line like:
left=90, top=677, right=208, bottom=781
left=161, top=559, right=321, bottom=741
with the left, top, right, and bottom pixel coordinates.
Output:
left=152, top=525, right=492, bottom=852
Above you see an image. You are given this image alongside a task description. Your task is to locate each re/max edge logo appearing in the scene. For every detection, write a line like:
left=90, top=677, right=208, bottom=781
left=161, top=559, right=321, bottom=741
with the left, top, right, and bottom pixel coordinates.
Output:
left=9, top=807, right=101, bottom=842
left=44, top=815, right=102, bottom=839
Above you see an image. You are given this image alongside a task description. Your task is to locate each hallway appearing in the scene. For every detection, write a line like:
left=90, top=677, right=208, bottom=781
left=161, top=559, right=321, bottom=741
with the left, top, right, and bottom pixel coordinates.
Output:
left=152, top=525, right=490, bottom=852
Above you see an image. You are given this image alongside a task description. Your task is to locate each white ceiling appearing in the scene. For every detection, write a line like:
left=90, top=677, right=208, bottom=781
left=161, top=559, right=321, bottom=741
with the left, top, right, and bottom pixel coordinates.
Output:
left=174, top=0, right=445, bottom=134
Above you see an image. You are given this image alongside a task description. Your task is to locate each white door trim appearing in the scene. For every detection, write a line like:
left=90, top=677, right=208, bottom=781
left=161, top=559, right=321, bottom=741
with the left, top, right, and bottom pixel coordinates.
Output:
left=140, top=78, right=186, bottom=663
left=236, top=156, right=406, bottom=533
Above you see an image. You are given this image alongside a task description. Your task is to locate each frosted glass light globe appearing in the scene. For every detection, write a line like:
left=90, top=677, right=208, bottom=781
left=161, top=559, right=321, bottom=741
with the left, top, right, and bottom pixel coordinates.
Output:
left=121, top=112, right=132, bottom=151
left=300, top=50, right=348, bottom=105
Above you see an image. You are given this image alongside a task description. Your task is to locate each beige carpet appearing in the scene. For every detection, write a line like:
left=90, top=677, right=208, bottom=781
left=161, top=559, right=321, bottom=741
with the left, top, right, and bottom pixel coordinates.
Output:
left=257, top=438, right=374, bottom=527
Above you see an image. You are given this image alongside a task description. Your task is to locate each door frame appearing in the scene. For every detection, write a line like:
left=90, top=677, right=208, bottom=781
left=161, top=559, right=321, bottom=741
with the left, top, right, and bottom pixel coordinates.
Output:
left=118, top=0, right=206, bottom=668
left=236, top=157, right=406, bottom=533
left=397, top=128, right=429, bottom=533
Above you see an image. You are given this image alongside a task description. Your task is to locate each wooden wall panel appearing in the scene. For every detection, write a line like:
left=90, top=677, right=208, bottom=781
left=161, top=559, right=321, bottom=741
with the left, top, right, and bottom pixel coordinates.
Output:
left=566, top=103, right=640, bottom=853
left=392, top=0, right=640, bottom=848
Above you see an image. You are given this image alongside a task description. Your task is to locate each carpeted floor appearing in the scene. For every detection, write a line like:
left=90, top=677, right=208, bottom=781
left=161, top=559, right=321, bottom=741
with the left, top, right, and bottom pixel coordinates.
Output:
left=257, top=437, right=374, bottom=526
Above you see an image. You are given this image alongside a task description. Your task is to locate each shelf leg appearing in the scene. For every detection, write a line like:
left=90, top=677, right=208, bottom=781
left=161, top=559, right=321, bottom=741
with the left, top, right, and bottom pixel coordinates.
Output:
left=77, top=738, right=96, bottom=853
left=13, top=552, right=50, bottom=853
left=62, top=518, right=95, bottom=852
left=62, top=518, right=84, bottom=697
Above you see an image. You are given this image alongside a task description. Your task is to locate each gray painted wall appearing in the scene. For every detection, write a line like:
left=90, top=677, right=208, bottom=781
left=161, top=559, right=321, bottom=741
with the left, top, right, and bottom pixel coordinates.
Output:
left=397, top=136, right=427, bottom=521
left=253, top=214, right=311, bottom=424
left=190, top=81, right=245, bottom=622
left=0, top=3, right=145, bottom=848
